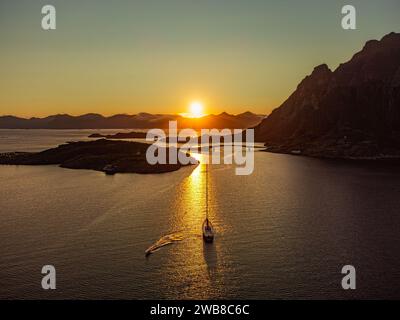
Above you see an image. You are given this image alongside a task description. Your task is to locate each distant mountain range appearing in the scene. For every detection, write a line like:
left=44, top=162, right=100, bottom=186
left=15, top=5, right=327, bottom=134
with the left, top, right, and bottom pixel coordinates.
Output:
left=0, top=112, right=264, bottom=130
left=254, top=32, right=400, bottom=159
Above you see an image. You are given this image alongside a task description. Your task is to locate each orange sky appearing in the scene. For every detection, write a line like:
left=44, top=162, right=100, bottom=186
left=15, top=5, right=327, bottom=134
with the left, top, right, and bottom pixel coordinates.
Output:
left=1, top=0, right=399, bottom=117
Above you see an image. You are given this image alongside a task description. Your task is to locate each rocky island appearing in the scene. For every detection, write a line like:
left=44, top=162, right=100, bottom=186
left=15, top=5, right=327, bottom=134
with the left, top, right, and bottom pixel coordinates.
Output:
left=0, top=139, right=196, bottom=174
left=88, top=132, right=147, bottom=139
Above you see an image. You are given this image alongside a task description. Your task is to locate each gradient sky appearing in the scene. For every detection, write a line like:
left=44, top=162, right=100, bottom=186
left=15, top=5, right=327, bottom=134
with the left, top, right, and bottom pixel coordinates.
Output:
left=0, top=0, right=399, bottom=117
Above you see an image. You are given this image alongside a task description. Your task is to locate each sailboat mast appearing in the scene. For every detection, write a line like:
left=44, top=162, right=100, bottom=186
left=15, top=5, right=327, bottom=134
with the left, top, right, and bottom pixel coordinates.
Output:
left=206, top=161, right=209, bottom=220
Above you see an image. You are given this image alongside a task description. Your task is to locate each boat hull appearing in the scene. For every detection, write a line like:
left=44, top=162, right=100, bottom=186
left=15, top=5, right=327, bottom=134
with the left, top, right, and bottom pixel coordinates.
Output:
left=202, top=219, right=215, bottom=243
left=203, top=234, right=214, bottom=243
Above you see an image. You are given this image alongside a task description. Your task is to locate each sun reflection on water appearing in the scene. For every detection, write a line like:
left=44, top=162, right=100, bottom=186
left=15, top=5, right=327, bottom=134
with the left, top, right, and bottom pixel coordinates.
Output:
left=165, top=152, right=226, bottom=299
left=173, top=152, right=210, bottom=233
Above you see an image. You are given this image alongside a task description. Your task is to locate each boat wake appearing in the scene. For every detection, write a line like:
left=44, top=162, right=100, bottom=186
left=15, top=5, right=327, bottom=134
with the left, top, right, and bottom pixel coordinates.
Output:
left=145, top=232, right=184, bottom=256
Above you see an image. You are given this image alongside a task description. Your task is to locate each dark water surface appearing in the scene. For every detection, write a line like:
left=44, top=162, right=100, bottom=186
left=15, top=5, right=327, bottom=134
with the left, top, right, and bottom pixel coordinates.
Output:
left=1, top=130, right=400, bottom=299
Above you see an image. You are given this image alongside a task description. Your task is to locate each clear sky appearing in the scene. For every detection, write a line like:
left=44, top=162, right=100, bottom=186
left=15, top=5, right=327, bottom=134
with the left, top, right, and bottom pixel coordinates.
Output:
left=0, top=0, right=399, bottom=117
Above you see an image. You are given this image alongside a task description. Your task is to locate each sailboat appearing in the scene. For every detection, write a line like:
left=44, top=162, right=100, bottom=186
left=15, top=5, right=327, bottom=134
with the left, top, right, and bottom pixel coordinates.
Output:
left=202, top=218, right=214, bottom=243
left=202, top=162, right=215, bottom=243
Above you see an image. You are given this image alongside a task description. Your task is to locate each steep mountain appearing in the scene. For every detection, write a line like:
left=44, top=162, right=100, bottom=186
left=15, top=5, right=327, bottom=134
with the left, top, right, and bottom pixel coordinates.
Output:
left=254, top=32, right=400, bottom=158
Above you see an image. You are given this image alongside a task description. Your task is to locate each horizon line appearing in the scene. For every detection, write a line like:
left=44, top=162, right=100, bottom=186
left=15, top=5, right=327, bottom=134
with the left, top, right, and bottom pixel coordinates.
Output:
left=0, top=111, right=267, bottom=119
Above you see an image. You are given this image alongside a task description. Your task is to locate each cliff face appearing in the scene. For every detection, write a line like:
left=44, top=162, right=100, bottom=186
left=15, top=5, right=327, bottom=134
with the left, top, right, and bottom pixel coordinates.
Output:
left=255, top=32, right=400, bottom=158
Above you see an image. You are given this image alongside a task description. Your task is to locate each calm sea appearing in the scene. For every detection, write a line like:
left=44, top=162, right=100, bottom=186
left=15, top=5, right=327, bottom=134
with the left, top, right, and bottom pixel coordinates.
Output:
left=0, top=129, right=400, bottom=299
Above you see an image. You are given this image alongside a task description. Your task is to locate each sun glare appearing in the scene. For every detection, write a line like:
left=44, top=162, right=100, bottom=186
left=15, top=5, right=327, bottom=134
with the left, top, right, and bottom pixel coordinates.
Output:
left=189, top=101, right=204, bottom=118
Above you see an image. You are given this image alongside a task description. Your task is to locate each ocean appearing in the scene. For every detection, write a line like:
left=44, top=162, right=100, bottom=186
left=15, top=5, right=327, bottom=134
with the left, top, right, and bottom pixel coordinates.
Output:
left=1, top=129, right=400, bottom=299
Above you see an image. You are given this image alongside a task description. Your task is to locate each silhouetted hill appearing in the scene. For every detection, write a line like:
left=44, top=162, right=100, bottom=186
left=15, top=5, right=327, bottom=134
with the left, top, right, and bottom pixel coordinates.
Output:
left=255, top=32, right=400, bottom=159
left=0, top=139, right=193, bottom=174
left=0, top=112, right=263, bottom=129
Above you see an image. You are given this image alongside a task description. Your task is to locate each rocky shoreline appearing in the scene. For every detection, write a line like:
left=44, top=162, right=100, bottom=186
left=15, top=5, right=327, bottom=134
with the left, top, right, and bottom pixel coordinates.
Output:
left=0, top=139, right=196, bottom=174
left=263, top=139, right=400, bottom=161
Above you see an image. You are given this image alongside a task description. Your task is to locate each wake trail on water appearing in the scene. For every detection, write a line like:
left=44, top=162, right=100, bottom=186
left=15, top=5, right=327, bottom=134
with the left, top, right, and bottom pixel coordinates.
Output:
left=145, top=231, right=201, bottom=256
left=145, top=232, right=184, bottom=256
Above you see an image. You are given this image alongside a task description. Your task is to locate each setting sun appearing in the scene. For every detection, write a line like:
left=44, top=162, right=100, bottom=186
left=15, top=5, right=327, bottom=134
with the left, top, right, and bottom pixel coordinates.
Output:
left=188, top=101, right=205, bottom=118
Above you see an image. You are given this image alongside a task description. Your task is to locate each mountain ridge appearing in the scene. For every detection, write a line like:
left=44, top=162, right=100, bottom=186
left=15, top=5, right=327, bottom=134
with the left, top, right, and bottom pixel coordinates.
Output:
left=254, top=32, right=400, bottom=159
left=0, top=112, right=264, bottom=130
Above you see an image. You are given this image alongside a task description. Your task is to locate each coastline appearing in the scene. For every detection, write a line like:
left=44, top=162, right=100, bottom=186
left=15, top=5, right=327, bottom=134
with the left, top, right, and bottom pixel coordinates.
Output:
left=0, top=139, right=197, bottom=175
